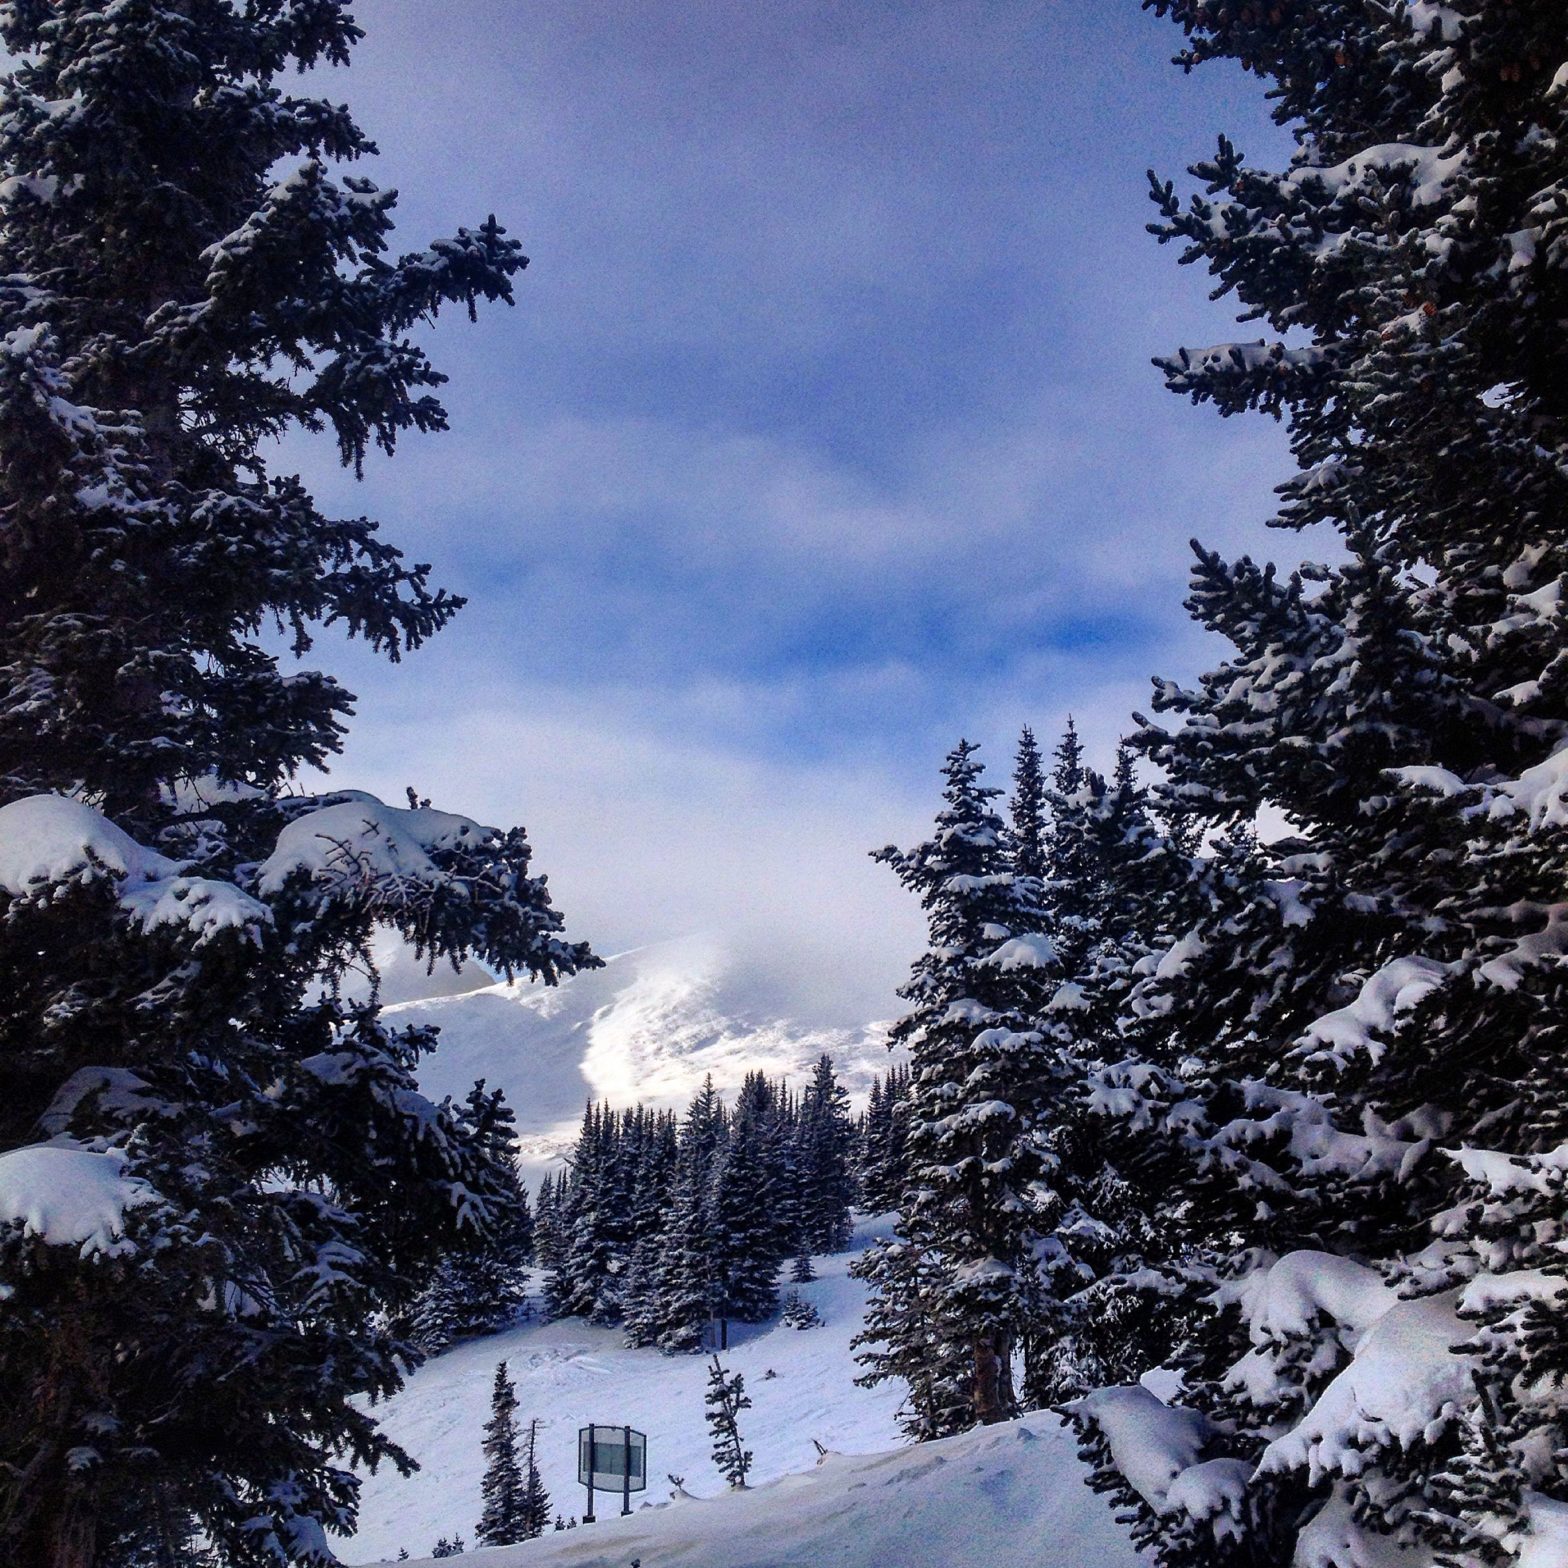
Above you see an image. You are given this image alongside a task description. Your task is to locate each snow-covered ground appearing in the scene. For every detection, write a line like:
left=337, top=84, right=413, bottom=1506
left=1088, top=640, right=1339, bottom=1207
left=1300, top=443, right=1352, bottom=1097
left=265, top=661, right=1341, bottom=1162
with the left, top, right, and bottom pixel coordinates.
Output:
left=397, top=936, right=900, bottom=1181
left=379, top=1413, right=1136, bottom=1568
left=346, top=1216, right=1135, bottom=1567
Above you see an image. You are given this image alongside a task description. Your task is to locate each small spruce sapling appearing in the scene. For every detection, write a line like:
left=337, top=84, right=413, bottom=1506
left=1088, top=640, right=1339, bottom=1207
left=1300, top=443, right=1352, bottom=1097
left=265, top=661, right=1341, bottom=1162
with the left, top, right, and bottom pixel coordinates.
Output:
left=519, top=1417, right=552, bottom=1542
left=781, top=1291, right=822, bottom=1329
left=704, top=1356, right=753, bottom=1489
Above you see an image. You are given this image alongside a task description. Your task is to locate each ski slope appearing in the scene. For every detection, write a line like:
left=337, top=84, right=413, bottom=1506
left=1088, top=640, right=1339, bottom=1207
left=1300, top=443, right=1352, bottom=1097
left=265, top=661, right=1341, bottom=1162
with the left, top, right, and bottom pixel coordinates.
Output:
left=346, top=1217, right=1135, bottom=1567
left=381, top=1414, right=1135, bottom=1568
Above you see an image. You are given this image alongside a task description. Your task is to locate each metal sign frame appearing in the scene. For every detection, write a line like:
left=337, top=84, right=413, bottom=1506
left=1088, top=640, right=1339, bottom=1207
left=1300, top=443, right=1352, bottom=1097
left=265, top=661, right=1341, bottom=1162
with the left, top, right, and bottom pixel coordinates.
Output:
left=577, top=1423, right=647, bottom=1521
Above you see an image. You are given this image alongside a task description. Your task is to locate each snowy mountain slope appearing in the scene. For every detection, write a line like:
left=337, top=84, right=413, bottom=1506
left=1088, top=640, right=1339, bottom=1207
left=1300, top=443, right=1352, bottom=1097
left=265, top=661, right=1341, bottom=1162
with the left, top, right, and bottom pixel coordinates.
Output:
left=381, top=1414, right=1136, bottom=1568
left=346, top=1217, right=1136, bottom=1568
left=393, top=936, right=900, bottom=1178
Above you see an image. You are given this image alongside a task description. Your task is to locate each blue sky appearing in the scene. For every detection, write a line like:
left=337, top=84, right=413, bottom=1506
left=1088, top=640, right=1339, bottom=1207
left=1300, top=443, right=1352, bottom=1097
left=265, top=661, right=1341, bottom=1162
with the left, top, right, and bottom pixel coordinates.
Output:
left=290, top=2, right=1302, bottom=1018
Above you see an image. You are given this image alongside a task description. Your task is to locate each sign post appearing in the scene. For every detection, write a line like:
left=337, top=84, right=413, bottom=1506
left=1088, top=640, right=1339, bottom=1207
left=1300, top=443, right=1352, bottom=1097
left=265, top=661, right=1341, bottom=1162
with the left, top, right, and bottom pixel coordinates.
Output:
left=578, top=1424, right=647, bottom=1523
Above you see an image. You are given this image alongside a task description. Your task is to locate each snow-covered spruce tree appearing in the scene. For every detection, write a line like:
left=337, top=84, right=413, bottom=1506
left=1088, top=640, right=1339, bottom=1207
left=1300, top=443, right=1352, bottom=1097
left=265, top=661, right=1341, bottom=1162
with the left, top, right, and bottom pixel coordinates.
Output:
left=797, top=1054, right=855, bottom=1254
left=703, top=1357, right=752, bottom=1490
left=706, top=1093, right=781, bottom=1332
left=475, top=1363, right=525, bottom=1549
left=546, top=1104, right=628, bottom=1324
left=759, top=1075, right=805, bottom=1262
left=781, top=1291, right=821, bottom=1330
left=857, top=1063, right=912, bottom=1214
left=1015, top=728, right=1188, bottom=1411
left=621, top=1109, right=678, bottom=1348
left=1007, top=725, right=1047, bottom=884
left=1067, top=5, right=1568, bottom=1564
left=0, top=7, right=597, bottom=1565
left=864, top=740, right=1055, bottom=1429
left=534, top=1170, right=564, bottom=1273
left=407, top=1082, right=533, bottom=1353
left=851, top=1215, right=973, bottom=1442
left=650, top=1079, right=726, bottom=1353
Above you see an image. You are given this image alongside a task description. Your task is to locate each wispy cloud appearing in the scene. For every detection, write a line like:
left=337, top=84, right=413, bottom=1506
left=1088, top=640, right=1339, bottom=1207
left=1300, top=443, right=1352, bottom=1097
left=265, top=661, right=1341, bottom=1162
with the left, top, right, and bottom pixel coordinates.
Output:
left=284, top=2, right=1308, bottom=1019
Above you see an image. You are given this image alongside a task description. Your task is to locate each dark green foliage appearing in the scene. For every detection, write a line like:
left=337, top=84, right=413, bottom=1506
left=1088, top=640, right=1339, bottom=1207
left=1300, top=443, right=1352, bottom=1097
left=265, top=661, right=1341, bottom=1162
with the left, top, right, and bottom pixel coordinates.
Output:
left=863, top=741, right=1055, bottom=1429
left=544, top=1069, right=852, bottom=1353
left=0, top=5, right=596, bottom=1564
left=797, top=1055, right=855, bottom=1255
left=406, top=1082, right=534, bottom=1354
left=475, top=1363, right=525, bottom=1548
left=781, top=1291, right=822, bottom=1330
left=1063, top=6, right=1568, bottom=1564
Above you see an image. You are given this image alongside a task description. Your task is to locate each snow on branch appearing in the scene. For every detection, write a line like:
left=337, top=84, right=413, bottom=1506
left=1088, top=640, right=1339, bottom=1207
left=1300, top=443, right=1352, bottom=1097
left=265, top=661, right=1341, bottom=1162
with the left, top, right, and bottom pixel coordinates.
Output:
left=1258, top=1291, right=1472, bottom=1483
left=0, top=1144, right=158, bottom=1259
left=0, top=794, right=269, bottom=945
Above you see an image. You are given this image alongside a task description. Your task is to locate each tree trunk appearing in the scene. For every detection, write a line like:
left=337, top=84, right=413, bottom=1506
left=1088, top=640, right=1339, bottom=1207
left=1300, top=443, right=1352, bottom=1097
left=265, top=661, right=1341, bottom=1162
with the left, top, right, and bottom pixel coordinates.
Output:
left=973, top=1326, right=1015, bottom=1426
left=17, top=1488, right=98, bottom=1568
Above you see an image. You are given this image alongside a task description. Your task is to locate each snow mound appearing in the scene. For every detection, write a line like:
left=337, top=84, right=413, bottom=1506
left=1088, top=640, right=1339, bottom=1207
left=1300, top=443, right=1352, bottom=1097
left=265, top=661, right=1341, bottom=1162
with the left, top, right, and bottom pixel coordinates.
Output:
left=1260, top=1292, right=1473, bottom=1481
left=1066, top=1384, right=1209, bottom=1514
left=0, top=794, right=176, bottom=890
left=257, top=793, right=495, bottom=897
left=0, top=1144, right=157, bottom=1258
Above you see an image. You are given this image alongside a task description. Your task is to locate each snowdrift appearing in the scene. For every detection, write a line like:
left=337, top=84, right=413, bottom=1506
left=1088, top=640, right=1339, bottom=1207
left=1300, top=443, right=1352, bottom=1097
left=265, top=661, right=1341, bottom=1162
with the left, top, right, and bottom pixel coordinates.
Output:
left=373, top=1411, right=1136, bottom=1568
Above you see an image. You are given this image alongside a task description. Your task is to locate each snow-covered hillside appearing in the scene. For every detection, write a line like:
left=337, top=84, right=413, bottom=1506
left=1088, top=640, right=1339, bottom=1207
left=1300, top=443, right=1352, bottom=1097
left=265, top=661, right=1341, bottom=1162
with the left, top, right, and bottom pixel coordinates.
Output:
left=382, top=1415, right=1135, bottom=1568
left=347, top=1217, right=1135, bottom=1567
left=395, top=936, right=900, bottom=1178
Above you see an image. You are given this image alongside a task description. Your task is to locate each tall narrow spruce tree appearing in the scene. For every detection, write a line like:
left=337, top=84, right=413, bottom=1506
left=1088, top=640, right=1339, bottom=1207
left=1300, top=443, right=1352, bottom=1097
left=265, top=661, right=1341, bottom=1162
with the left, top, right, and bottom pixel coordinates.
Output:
left=475, top=1364, right=525, bottom=1549
left=703, top=1358, right=752, bottom=1490
left=863, top=740, right=1055, bottom=1429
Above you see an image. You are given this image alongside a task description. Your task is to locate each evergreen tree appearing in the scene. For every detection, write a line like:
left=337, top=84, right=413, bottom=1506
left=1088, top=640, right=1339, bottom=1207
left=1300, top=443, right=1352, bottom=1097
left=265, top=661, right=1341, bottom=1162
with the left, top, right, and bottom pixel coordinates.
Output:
left=475, top=1363, right=525, bottom=1549
left=703, top=1357, right=753, bottom=1489
left=707, top=1096, right=781, bottom=1330
left=1008, top=725, right=1048, bottom=883
left=408, top=1082, right=533, bottom=1352
left=534, top=1170, right=564, bottom=1273
left=867, top=741, right=1056, bottom=1429
left=1067, top=6, right=1568, bottom=1565
left=651, top=1099, right=721, bottom=1354
left=1017, top=729, right=1186, bottom=1410
left=429, top=1538, right=464, bottom=1559
left=858, top=1077, right=890, bottom=1206
left=518, top=1418, right=551, bottom=1543
left=622, top=1111, right=678, bottom=1349
left=0, top=7, right=598, bottom=1564
left=851, top=1219, right=972, bottom=1442
left=789, top=1246, right=816, bottom=1286
left=781, top=1291, right=822, bottom=1330
left=863, top=1064, right=913, bottom=1212
left=797, top=1055, right=855, bottom=1254
left=546, top=1103, right=626, bottom=1324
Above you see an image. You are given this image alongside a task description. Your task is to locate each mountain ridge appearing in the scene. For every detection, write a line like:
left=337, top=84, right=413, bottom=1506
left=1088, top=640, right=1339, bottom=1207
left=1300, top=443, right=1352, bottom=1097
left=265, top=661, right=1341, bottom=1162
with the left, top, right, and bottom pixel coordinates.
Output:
left=391, top=934, right=901, bottom=1178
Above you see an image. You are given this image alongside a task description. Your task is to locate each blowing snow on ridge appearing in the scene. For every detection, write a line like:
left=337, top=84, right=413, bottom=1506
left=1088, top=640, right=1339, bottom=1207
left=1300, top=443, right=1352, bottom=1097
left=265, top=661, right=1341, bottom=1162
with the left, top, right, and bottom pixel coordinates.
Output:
left=398, top=936, right=900, bottom=1178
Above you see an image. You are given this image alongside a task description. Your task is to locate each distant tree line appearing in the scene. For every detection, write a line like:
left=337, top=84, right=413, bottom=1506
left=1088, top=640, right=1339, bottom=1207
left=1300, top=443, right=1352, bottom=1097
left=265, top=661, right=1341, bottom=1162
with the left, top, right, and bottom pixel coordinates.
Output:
left=538, top=1057, right=866, bottom=1350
